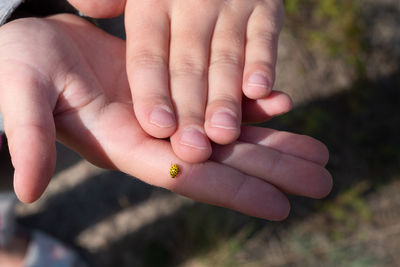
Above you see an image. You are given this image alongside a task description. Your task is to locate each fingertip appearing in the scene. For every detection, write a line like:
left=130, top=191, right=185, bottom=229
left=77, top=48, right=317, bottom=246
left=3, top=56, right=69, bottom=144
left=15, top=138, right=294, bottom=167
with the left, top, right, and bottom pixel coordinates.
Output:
left=285, top=133, right=330, bottom=166
left=319, top=142, right=330, bottom=167
left=242, top=91, right=293, bottom=123
left=256, top=91, right=293, bottom=116
left=312, top=169, right=333, bottom=199
left=149, top=106, right=176, bottom=128
left=14, top=172, right=42, bottom=203
left=296, top=164, right=332, bottom=200
left=205, top=109, right=241, bottom=145
left=276, top=91, right=293, bottom=113
left=134, top=104, right=176, bottom=139
left=262, top=189, right=291, bottom=221
left=243, top=71, right=273, bottom=99
left=206, top=128, right=241, bottom=146
left=234, top=178, right=291, bottom=221
left=171, top=126, right=212, bottom=163
left=9, top=130, right=56, bottom=204
left=265, top=91, right=293, bottom=115
left=272, top=196, right=291, bottom=221
left=13, top=154, right=55, bottom=204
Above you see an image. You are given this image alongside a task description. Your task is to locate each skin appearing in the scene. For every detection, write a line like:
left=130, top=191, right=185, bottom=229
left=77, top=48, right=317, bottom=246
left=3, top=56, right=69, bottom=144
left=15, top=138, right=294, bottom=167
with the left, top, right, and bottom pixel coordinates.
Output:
left=67, top=0, right=285, bottom=163
left=0, top=14, right=332, bottom=221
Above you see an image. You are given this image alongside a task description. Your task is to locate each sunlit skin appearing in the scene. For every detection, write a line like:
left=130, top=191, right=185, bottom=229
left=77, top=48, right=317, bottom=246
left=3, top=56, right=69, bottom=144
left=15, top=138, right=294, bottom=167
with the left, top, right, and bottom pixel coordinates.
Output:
left=0, top=14, right=332, bottom=221
left=67, top=0, right=286, bottom=163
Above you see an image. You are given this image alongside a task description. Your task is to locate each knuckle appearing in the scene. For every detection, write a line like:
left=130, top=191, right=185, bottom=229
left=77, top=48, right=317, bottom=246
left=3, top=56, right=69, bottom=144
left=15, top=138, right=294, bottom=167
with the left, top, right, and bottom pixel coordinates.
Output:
left=129, top=50, right=167, bottom=69
left=180, top=111, right=205, bottom=126
left=250, top=29, right=279, bottom=52
left=257, top=30, right=278, bottom=45
left=268, top=149, right=283, bottom=177
left=134, top=92, right=168, bottom=104
left=210, top=51, right=243, bottom=70
left=170, top=57, right=207, bottom=77
left=266, top=0, right=285, bottom=23
left=210, top=94, right=241, bottom=110
left=214, top=29, right=244, bottom=49
left=259, top=1, right=285, bottom=31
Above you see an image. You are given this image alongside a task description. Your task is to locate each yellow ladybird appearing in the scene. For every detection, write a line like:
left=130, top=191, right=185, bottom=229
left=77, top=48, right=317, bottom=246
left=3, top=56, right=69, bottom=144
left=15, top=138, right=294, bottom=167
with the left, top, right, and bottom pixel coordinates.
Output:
left=170, top=164, right=180, bottom=178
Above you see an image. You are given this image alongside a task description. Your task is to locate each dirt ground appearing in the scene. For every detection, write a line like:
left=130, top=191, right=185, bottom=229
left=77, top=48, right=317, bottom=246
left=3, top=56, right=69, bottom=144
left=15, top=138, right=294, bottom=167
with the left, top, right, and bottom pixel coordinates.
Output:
left=1, top=1, right=399, bottom=266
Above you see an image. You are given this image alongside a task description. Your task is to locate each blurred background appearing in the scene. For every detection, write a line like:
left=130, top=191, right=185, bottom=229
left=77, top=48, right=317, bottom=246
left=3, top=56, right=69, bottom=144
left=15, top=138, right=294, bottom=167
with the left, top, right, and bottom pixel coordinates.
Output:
left=7, top=0, right=400, bottom=266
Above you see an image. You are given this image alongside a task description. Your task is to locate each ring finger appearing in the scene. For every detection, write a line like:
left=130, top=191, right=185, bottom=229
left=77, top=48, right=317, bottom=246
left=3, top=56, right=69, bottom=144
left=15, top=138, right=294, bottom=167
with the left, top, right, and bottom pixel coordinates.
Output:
left=205, top=2, right=252, bottom=145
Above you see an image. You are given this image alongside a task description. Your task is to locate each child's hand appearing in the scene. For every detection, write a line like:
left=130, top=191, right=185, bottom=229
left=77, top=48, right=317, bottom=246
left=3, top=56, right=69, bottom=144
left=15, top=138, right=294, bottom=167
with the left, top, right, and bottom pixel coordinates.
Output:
left=0, top=15, right=331, bottom=220
left=67, top=0, right=286, bottom=163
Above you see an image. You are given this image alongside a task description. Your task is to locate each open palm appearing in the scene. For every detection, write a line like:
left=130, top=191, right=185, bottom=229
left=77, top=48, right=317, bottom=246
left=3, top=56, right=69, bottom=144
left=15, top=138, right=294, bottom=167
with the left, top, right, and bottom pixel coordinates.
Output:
left=0, top=14, right=331, bottom=220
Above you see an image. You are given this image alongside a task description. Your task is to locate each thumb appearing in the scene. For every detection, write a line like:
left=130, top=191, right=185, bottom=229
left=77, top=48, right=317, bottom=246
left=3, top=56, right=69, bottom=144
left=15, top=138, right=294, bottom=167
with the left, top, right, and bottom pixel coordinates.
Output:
left=0, top=67, right=57, bottom=203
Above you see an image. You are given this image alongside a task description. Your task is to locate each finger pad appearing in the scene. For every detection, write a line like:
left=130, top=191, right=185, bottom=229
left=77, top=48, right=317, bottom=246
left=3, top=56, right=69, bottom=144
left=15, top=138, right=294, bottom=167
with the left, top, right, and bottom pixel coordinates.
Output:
left=10, top=132, right=56, bottom=203
left=233, top=178, right=290, bottom=221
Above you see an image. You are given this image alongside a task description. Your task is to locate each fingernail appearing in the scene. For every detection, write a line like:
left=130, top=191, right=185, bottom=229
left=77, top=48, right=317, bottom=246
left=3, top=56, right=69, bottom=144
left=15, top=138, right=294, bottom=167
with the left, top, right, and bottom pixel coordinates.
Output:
left=210, top=110, right=238, bottom=130
left=180, top=127, right=209, bottom=150
left=150, top=106, right=175, bottom=128
left=247, top=72, right=270, bottom=89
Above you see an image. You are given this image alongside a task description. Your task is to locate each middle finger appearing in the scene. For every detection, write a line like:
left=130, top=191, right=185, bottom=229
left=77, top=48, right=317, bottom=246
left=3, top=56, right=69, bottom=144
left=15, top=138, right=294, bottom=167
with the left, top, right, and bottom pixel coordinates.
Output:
left=169, top=3, right=218, bottom=162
